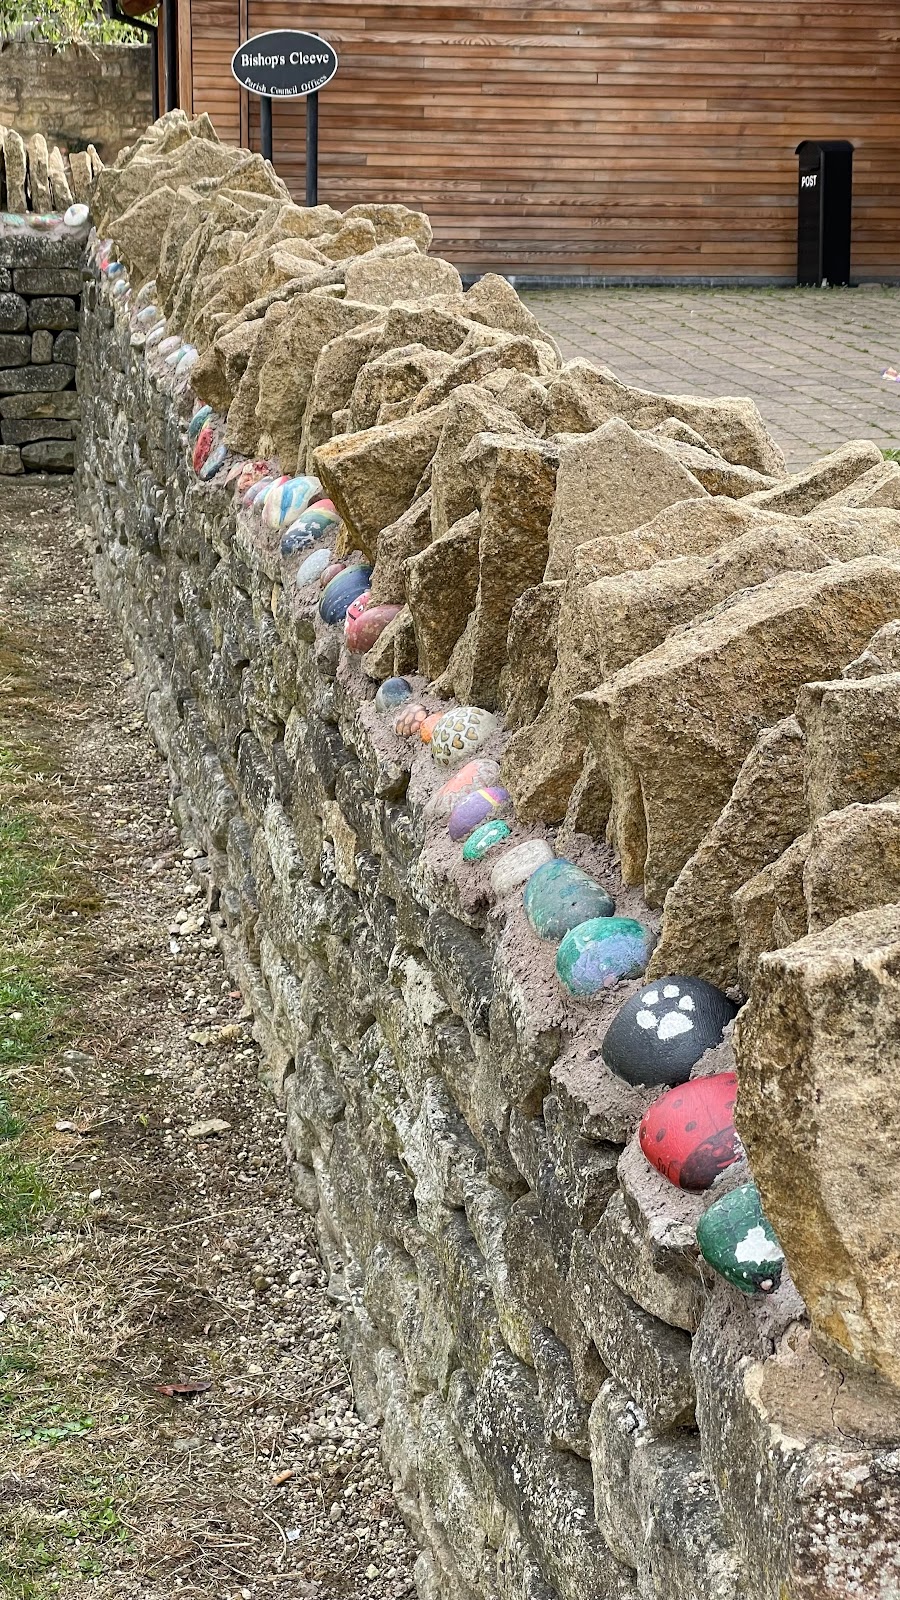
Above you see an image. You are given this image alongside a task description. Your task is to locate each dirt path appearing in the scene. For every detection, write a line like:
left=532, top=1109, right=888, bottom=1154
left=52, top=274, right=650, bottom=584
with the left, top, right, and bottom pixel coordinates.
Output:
left=0, top=477, right=415, bottom=1599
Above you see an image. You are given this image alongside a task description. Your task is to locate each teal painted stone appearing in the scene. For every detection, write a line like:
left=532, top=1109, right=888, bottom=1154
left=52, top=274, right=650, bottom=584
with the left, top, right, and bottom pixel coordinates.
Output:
left=556, top=917, right=656, bottom=997
left=462, top=819, right=511, bottom=861
left=696, top=1183, right=784, bottom=1295
left=199, top=441, right=227, bottom=481
left=523, top=859, right=614, bottom=940
left=188, top=404, right=213, bottom=443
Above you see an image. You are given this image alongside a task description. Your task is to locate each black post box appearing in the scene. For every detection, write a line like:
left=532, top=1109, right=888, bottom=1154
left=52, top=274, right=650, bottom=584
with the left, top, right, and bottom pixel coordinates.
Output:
left=796, top=139, right=854, bottom=287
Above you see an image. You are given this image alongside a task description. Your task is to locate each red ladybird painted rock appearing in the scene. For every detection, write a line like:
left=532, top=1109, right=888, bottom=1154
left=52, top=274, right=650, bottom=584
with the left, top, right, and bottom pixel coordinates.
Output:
left=192, top=423, right=214, bottom=474
left=639, top=1072, right=742, bottom=1191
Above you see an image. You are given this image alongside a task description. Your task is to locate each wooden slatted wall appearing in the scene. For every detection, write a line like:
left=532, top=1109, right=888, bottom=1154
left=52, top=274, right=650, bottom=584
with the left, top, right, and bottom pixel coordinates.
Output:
left=181, top=0, right=900, bottom=280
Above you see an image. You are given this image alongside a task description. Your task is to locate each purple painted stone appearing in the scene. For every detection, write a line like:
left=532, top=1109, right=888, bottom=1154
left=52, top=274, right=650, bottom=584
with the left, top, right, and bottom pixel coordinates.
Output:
left=447, top=786, right=511, bottom=842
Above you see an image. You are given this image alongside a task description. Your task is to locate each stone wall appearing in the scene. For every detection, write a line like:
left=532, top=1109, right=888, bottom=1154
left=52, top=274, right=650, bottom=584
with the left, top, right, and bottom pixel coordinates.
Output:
left=76, top=114, right=900, bottom=1597
left=0, top=43, right=152, bottom=165
left=0, top=222, right=81, bottom=473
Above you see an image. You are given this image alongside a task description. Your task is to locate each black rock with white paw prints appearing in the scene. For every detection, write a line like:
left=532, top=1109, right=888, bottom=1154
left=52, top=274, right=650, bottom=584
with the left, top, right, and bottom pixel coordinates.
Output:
left=602, top=975, right=738, bottom=1087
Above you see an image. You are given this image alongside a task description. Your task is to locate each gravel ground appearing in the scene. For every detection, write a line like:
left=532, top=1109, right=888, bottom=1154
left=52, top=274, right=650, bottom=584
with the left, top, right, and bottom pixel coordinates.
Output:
left=0, top=476, right=416, bottom=1598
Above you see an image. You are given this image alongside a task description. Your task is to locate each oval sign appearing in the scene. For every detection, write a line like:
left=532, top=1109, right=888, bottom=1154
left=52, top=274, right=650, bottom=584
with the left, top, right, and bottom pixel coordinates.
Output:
left=231, top=30, right=338, bottom=99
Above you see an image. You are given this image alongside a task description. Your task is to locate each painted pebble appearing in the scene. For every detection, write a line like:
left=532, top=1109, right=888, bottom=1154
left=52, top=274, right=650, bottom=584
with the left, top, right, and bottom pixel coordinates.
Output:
left=145, top=322, right=167, bottom=349
left=419, top=713, right=444, bottom=744
left=263, top=474, right=322, bottom=533
left=523, top=859, right=614, bottom=941
left=199, top=441, right=227, bottom=481
left=243, top=476, right=274, bottom=508
left=281, top=503, right=342, bottom=553
left=135, top=303, right=160, bottom=327
left=187, top=404, right=213, bottom=444
left=426, top=760, right=502, bottom=819
left=431, top=706, right=498, bottom=768
left=556, top=917, right=656, bottom=998
left=602, top=975, right=737, bottom=1088
left=63, top=202, right=90, bottom=230
left=448, top=787, right=511, bottom=843
left=236, top=461, right=270, bottom=497
left=192, top=424, right=214, bottom=474
left=639, top=1072, right=741, bottom=1191
left=158, top=333, right=182, bottom=357
left=463, top=819, right=511, bottom=861
left=296, top=548, right=333, bottom=586
left=374, top=677, right=413, bottom=714
left=319, top=565, right=373, bottom=625
left=175, top=347, right=199, bottom=376
left=319, top=561, right=346, bottom=587
left=696, top=1183, right=784, bottom=1295
left=394, top=702, right=429, bottom=738
left=135, top=280, right=157, bottom=308
left=490, top=839, right=554, bottom=898
left=165, top=341, right=187, bottom=365
left=346, top=601, right=401, bottom=654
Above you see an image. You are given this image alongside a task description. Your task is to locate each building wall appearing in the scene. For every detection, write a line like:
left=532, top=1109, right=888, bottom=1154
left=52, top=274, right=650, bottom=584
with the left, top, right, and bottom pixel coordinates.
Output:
left=0, top=42, right=153, bottom=164
left=179, top=0, right=900, bottom=281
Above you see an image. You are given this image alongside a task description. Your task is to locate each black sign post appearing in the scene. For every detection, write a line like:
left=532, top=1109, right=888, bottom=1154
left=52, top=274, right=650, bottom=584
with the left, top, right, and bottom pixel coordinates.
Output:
left=230, top=29, right=338, bottom=204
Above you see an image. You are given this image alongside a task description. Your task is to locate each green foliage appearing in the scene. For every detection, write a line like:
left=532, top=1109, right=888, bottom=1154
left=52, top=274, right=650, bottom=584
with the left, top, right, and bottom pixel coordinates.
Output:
left=0, top=0, right=150, bottom=46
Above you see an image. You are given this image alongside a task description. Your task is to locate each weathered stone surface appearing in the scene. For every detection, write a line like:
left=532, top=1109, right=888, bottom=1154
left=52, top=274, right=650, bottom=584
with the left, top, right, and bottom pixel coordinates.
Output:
left=255, top=294, right=379, bottom=471
left=429, top=384, right=530, bottom=539
left=0, top=389, right=80, bottom=419
left=31, top=329, right=52, bottom=364
left=499, top=582, right=563, bottom=732
left=4, top=129, right=27, bottom=214
left=0, top=362, right=75, bottom=394
left=350, top=342, right=457, bottom=432
left=0, top=443, right=23, bottom=473
left=0, top=293, right=27, bottom=332
left=108, top=184, right=179, bottom=285
left=370, top=492, right=433, bottom=604
left=582, top=557, right=900, bottom=904
left=21, top=438, right=75, bottom=471
left=545, top=418, right=707, bottom=581
left=799, top=670, right=900, bottom=822
left=1, top=418, right=74, bottom=444
left=745, top=439, right=885, bottom=515
left=314, top=402, right=448, bottom=561
left=736, top=904, right=900, bottom=1389
left=650, top=717, right=807, bottom=987
left=803, top=797, right=900, bottom=933
left=12, top=267, right=82, bottom=296
left=300, top=318, right=385, bottom=465
left=343, top=246, right=463, bottom=306
left=25, top=133, right=51, bottom=212
left=27, top=297, right=79, bottom=332
left=47, top=145, right=73, bottom=211
left=0, top=334, right=32, bottom=367
left=406, top=510, right=481, bottom=679
left=732, top=831, right=811, bottom=992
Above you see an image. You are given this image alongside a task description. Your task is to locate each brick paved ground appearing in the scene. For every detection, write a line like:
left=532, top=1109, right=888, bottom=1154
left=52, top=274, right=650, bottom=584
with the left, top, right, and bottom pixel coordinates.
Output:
left=522, top=286, right=900, bottom=469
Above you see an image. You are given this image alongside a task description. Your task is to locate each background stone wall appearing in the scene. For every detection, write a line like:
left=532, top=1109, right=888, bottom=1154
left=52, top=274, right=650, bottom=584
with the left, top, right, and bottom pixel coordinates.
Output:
left=0, top=42, right=152, bottom=164
left=76, top=248, right=900, bottom=1600
left=0, top=226, right=80, bottom=474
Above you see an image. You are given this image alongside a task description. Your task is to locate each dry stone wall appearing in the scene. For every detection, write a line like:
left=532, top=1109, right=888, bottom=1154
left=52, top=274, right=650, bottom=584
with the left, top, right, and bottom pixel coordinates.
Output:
left=0, top=217, right=87, bottom=473
left=76, top=112, right=900, bottom=1600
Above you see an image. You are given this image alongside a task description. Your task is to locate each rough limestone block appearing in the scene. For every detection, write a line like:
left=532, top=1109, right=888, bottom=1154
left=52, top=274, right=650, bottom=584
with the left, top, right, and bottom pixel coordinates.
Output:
left=4, top=130, right=27, bottom=214
left=0, top=293, right=27, bottom=333
left=544, top=418, right=707, bottom=581
left=299, top=317, right=385, bottom=464
left=313, top=401, right=449, bottom=562
left=499, top=581, right=563, bottom=732
left=798, top=671, right=900, bottom=822
left=254, top=292, right=376, bottom=470
left=744, top=439, right=885, bottom=515
left=27, top=297, right=79, bottom=333
left=31, top=331, right=53, bottom=365
left=53, top=332, right=78, bottom=366
left=735, top=903, right=900, bottom=1390
left=406, top=509, right=480, bottom=679
left=582, top=557, right=900, bottom=904
left=12, top=267, right=82, bottom=296
left=442, top=433, right=559, bottom=707
left=349, top=342, right=457, bottom=431
left=732, top=831, right=811, bottom=992
left=429, top=384, right=529, bottom=538
left=803, top=797, right=900, bottom=932
left=47, top=145, right=73, bottom=212
left=0, top=334, right=32, bottom=368
left=343, top=246, right=463, bottom=306
left=0, top=389, right=80, bottom=419
left=25, top=134, right=52, bottom=213
left=649, top=716, right=807, bottom=988
left=0, top=363, right=75, bottom=394
left=0, top=443, right=23, bottom=474
left=592, top=1191, right=703, bottom=1335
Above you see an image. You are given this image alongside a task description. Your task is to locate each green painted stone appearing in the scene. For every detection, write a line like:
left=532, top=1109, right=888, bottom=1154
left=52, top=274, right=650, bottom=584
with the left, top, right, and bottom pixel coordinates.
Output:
left=696, top=1182, right=784, bottom=1295
left=523, top=858, right=614, bottom=940
left=462, top=819, right=511, bottom=861
left=556, top=916, right=656, bottom=997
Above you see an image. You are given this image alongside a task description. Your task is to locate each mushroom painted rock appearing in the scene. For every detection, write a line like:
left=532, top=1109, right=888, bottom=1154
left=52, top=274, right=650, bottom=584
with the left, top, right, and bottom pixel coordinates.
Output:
left=639, top=1072, right=741, bottom=1190
left=448, top=786, right=511, bottom=842
left=696, top=1183, right=784, bottom=1295
left=426, top=760, right=502, bottom=819
left=602, top=976, right=737, bottom=1087
left=192, top=424, right=214, bottom=474
left=319, top=565, right=372, bottom=625
left=374, top=677, right=413, bottom=714
left=490, top=840, right=554, bottom=898
left=296, top=548, right=333, bottom=586
left=556, top=917, right=656, bottom=998
left=346, top=601, right=401, bottom=654
left=394, top=702, right=429, bottom=738
left=187, top=404, right=213, bottom=443
left=523, top=859, right=614, bottom=940
left=431, top=706, right=498, bottom=768
left=463, top=819, right=511, bottom=861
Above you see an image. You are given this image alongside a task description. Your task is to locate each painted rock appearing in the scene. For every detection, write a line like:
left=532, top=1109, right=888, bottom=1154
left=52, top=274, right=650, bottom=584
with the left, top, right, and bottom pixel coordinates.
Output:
left=696, top=1183, right=784, bottom=1295
left=175, top=346, right=199, bottom=376
left=187, top=404, right=213, bottom=443
left=192, top=423, right=214, bottom=474
left=256, top=475, right=289, bottom=516
left=419, top=712, right=444, bottom=744
left=463, top=819, right=511, bottom=861
left=158, top=334, right=182, bottom=357
left=135, top=280, right=158, bottom=308
left=135, top=303, right=159, bottom=327
left=319, top=561, right=346, bottom=587
left=394, top=702, right=429, bottom=738
left=243, top=476, right=274, bottom=508
left=639, top=1072, right=741, bottom=1190
left=63, top=202, right=89, bottom=230
left=281, top=504, right=342, bottom=552
left=374, top=677, right=413, bottom=714
left=319, top=565, right=373, bottom=625
left=602, top=976, right=738, bottom=1088
left=199, top=441, right=227, bottom=481
left=145, top=321, right=167, bottom=349
left=431, top=706, right=498, bottom=768
left=448, top=786, right=511, bottom=843
left=346, top=602, right=401, bottom=653
left=263, top=474, right=322, bottom=533
left=426, top=760, right=502, bottom=819
left=523, top=859, right=614, bottom=940
left=236, top=461, right=270, bottom=497
left=165, top=341, right=187, bottom=365
left=490, top=840, right=554, bottom=898
left=111, top=277, right=130, bottom=299
left=296, top=548, right=333, bottom=586
left=556, top=917, right=656, bottom=998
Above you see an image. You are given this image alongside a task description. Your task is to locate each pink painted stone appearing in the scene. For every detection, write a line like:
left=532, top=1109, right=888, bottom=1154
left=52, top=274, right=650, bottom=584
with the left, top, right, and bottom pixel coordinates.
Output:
left=346, top=602, right=401, bottom=654
left=192, top=424, right=214, bottom=474
left=426, top=760, right=502, bottom=819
